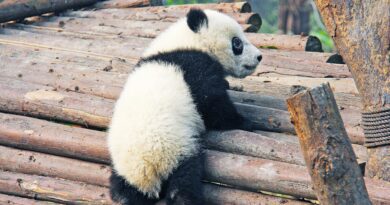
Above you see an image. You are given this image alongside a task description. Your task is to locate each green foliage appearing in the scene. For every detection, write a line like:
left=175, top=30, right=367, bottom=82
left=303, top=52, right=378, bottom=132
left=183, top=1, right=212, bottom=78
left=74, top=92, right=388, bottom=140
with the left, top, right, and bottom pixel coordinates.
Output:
left=309, top=12, right=334, bottom=52
left=310, top=29, right=334, bottom=52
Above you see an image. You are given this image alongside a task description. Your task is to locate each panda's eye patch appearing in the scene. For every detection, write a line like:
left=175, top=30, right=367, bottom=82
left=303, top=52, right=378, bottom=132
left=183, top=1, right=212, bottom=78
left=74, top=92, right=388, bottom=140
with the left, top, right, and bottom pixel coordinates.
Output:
left=232, top=37, right=243, bottom=55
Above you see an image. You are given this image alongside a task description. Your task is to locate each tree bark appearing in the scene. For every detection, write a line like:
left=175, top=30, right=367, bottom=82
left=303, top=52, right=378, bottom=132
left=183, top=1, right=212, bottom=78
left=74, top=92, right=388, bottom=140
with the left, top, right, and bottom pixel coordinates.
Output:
left=93, top=0, right=151, bottom=9
left=0, top=0, right=100, bottom=23
left=287, top=83, right=371, bottom=205
left=313, top=0, right=390, bottom=181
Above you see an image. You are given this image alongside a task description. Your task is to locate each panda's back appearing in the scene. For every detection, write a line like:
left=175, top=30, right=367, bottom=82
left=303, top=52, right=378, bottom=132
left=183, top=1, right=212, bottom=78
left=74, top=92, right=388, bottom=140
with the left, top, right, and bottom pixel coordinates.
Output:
left=108, top=60, right=205, bottom=198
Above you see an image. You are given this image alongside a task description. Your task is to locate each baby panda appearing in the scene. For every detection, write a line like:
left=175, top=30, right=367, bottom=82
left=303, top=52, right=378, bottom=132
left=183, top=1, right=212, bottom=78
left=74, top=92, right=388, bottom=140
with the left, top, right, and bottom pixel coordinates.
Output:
left=108, top=9, right=262, bottom=205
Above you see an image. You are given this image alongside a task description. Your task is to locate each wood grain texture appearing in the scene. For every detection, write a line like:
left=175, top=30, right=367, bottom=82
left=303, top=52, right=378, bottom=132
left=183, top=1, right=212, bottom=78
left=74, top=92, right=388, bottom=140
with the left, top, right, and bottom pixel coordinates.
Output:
left=0, top=0, right=99, bottom=23
left=287, top=83, right=371, bottom=205
left=314, top=0, right=390, bottom=181
left=0, top=171, right=113, bottom=204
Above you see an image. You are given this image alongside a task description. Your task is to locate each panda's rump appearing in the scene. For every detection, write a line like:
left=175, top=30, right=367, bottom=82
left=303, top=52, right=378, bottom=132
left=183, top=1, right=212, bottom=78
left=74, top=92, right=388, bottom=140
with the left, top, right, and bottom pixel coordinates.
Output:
left=108, top=61, right=205, bottom=198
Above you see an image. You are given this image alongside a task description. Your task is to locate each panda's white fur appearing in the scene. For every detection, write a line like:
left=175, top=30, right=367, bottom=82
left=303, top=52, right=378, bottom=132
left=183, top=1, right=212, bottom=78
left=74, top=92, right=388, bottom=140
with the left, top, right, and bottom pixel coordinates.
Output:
left=143, top=10, right=260, bottom=78
left=108, top=62, right=205, bottom=198
left=108, top=9, right=261, bottom=204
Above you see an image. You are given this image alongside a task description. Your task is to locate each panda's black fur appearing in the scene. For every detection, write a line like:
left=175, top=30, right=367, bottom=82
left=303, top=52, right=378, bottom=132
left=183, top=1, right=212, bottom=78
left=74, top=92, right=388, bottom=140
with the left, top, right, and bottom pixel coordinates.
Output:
left=139, top=50, right=251, bottom=130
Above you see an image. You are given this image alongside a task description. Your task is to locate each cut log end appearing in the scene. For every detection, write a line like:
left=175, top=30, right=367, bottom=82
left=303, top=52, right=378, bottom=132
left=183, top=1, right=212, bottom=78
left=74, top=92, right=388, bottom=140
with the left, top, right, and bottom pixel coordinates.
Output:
left=240, top=2, right=252, bottom=13
left=305, top=36, right=323, bottom=52
left=248, top=13, right=262, bottom=30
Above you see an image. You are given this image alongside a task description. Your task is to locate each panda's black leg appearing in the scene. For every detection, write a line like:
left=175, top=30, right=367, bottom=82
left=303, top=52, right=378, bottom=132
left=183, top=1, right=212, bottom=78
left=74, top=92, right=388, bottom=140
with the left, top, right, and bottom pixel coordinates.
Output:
left=109, top=170, right=158, bottom=205
left=165, top=152, right=204, bottom=205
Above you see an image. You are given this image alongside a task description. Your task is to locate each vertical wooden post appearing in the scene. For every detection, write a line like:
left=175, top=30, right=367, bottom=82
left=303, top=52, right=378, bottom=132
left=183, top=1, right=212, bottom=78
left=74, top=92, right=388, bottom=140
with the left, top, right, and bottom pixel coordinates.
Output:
left=287, top=83, right=371, bottom=205
left=312, top=0, right=390, bottom=181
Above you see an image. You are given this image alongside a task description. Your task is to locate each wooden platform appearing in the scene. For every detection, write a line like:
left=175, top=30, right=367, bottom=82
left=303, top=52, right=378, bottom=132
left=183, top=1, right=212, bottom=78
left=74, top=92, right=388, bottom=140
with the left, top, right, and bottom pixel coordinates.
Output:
left=0, top=1, right=389, bottom=205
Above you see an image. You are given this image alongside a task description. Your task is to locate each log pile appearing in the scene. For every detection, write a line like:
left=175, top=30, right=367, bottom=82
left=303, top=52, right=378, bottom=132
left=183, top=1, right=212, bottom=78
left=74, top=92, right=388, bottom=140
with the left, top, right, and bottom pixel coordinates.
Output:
left=0, top=0, right=388, bottom=204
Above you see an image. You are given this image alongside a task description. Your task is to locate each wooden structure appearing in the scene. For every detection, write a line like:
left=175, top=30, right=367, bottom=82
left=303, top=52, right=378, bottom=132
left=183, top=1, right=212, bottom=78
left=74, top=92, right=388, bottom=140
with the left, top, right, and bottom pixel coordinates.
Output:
left=0, top=0, right=389, bottom=204
left=287, top=83, right=371, bottom=205
left=313, top=0, right=389, bottom=181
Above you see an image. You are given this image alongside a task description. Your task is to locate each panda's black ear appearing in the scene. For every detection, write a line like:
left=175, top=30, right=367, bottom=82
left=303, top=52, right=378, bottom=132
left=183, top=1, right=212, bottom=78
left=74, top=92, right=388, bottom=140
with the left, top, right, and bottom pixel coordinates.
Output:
left=187, top=9, right=208, bottom=33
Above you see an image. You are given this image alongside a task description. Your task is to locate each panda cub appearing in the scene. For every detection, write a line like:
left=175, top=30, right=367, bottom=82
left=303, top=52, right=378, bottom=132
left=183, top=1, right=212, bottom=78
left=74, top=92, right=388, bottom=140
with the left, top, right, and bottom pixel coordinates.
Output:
left=108, top=9, right=262, bottom=205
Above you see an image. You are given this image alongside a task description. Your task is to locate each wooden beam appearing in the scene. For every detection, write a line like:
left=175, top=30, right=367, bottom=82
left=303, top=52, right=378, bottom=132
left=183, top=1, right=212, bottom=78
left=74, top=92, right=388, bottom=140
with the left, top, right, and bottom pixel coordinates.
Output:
left=93, top=0, right=151, bottom=9
left=246, top=33, right=322, bottom=52
left=0, top=171, right=113, bottom=204
left=0, top=193, right=59, bottom=205
left=0, top=0, right=100, bottom=23
left=202, top=184, right=311, bottom=205
left=129, top=2, right=252, bottom=13
left=0, top=145, right=111, bottom=186
left=287, top=83, right=371, bottom=204
left=313, top=0, right=390, bottom=181
left=0, top=112, right=367, bottom=167
left=0, top=130, right=387, bottom=203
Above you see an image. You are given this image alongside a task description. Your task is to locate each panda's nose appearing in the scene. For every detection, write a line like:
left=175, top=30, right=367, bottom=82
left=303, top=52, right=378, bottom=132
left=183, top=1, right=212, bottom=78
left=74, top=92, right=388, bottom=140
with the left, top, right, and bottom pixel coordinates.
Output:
left=257, top=55, right=263, bottom=62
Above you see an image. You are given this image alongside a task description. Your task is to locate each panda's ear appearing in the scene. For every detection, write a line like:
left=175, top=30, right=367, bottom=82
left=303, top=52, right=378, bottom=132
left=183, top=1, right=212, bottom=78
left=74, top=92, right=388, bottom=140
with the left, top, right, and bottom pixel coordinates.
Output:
left=187, top=9, right=208, bottom=33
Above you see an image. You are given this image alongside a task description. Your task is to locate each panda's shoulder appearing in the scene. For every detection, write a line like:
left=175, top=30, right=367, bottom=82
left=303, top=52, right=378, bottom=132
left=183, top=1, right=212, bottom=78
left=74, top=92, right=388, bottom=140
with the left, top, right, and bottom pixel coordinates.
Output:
left=139, top=50, right=225, bottom=77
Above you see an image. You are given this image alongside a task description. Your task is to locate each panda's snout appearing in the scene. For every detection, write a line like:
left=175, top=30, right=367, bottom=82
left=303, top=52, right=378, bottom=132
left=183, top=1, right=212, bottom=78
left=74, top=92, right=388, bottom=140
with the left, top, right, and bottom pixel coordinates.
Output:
left=257, top=55, right=262, bottom=62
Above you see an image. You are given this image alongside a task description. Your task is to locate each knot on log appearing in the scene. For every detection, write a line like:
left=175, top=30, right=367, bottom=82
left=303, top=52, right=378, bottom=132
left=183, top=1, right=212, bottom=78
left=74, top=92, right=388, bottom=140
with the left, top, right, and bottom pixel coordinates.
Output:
left=362, top=107, right=390, bottom=147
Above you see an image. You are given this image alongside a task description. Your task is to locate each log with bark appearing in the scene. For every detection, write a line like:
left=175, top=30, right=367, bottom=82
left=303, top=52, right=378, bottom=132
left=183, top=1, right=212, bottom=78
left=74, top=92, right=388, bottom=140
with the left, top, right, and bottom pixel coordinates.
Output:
left=62, top=9, right=262, bottom=31
left=0, top=171, right=113, bottom=204
left=0, top=170, right=311, bottom=205
left=0, top=112, right=367, bottom=168
left=36, top=12, right=320, bottom=51
left=0, top=0, right=100, bottom=23
left=0, top=145, right=387, bottom=204
left=129, top=2, right=252, bottom=13
left=313, top=0, right=390, bottom=181
left=0, top=74, right=366, bottom=144
left=246, top=33, right=322, bottom=52
left=0, top=193, right=61, bottom=205
left=93, top=0, right=152, bottom=9
left=287, top=83, right=371, bottom=205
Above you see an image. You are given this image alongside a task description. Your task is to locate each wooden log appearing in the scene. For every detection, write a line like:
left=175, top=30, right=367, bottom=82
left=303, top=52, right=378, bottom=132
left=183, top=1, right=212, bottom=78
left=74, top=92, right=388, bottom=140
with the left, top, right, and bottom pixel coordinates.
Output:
left=203, top=184, right=311, bottom=205
left=128, top=2, right=252, bottom=13
left=0, top=112, right=109, bottom=163
left=0, top=127, right=387, bottom=203
left=313, top=0, right=390, bottom=181
left=0, top=44, right=364, bottom=143
left=2, top=24, right=350, bottom=79
left=0, top=145, right=111, bottom=186
left=34, top=13, right=320, bottom=52
left=0, top=75, right=295, bottom=133
left=0, top=171, right=113, bottom=204
left=0, top=193, right=59, bottom=205
left=287, top=83, right=371, bottom=204
left=93, top=0, right=150, bottom=9
left=0, top=27, right=143, bottom=63
left=205, top=130, right=305, bottom=165
left=246, top=33, right=322, bottom=52
left=234, top=103, right=295, bottom=133
left=0, top=77, right=113, bottom=128
left=64, top=9, right=262, bottom=30
left=228, top=90, right=287, bottom=110
left=0, top=112, right=367, bottom=167
left=0, top=0, right=100, bottom=23
left=0, top=170, right=310, bottom=205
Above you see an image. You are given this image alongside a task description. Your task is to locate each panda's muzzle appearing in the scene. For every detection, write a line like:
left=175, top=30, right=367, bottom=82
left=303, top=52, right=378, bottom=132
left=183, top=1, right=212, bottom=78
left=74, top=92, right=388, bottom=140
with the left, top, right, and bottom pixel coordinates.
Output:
left=243, top=64, right=258, bottom=70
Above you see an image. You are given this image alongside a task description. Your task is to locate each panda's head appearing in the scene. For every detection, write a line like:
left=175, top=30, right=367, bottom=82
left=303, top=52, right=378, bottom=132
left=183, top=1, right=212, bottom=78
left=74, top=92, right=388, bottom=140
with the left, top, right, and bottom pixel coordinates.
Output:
left=143, top=9, right=262, bottom=78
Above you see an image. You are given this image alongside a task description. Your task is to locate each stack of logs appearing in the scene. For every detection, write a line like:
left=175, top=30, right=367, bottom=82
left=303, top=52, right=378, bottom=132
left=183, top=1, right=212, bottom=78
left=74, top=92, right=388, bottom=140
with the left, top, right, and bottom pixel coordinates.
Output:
left=0, top=0, right=389, bottom=204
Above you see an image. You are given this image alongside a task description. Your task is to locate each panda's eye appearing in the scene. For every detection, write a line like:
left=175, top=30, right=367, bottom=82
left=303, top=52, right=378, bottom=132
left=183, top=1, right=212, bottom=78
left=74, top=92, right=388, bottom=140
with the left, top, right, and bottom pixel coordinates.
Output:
left=232, top=37, right=243, bottom=55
